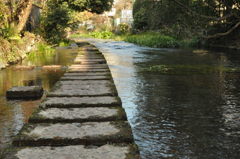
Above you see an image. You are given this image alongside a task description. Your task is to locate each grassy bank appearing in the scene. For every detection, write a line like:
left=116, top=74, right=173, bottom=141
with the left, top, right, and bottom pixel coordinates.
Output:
left=71, top=31, right=197, bottom=48
left=0, top=32, right=65, bottom=69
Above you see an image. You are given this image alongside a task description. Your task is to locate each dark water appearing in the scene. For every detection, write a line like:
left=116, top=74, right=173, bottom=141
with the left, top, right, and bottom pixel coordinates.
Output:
left=0, top=46, right=78, bottom=152
left=91, top=40, right=240, bottom=159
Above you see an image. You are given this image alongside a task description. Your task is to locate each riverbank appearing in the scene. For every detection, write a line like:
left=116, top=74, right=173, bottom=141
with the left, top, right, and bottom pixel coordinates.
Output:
left=71, top=31, right=198, bottom=48
left=0, top=32, right=41, bottom=70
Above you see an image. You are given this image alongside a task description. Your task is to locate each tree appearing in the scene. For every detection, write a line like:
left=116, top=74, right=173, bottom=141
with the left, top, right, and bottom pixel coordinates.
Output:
left=133, top=0, right=240, bottom=45
left=41, top=0, right=114, bottom=43
left=58, top=0, right=114, bottom=13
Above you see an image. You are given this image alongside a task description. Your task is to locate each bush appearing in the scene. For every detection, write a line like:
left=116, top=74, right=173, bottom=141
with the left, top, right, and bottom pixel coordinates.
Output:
left=40, top=1, right=71, bottom=43
left=89, top=31, right=114, bottom=39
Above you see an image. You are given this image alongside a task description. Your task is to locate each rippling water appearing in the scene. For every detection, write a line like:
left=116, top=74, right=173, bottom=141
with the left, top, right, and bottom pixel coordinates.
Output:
left=90, top=39, right=240, bottom=159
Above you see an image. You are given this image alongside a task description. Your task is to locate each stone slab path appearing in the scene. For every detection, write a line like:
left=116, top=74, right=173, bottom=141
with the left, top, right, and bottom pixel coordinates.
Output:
left=4, top=42, right=139, bottom=159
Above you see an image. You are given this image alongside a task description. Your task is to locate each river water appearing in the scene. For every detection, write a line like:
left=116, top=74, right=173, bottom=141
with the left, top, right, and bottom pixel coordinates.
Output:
left=90, top=39, right=240, bottom=159
left=0, top=46, right=78, bottom=152
left=1, top=40, right=240, bottom=159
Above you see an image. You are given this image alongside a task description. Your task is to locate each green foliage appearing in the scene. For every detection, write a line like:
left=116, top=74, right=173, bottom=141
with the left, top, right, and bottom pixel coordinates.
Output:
left=59, top=0, right=114, bottom=14
left=133, top=0, right=240, bottom=46
left=133, top=7, right=148, bottom=30
left=26, top=43, right=55, bottom=65
left=124, top=32, right=180, bottom=48
left=118, top=23, right=130, bottom=34
left=89, top=31, right=114, bottom=39
left=41, top=0, right=114, bottom=44
left=40, top=1, right=71, bottom=43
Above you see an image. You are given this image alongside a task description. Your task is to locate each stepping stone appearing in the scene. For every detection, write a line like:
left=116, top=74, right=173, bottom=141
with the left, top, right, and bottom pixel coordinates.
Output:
left=74, top=59, right=106, bottom=64
left=68, top=68, right=109, bottom=72
left=13, top=121, right=133, bottom=146
left=54, top=80, right=113, bottom=86
left=47, top=80, right=117, bottom=97
left=76, top=55, right=104, bottom=59
left=69, top=64, right=108, bottom=69
left=79, top=47, right=99, bottom=51
left=64, top=72, right=110, bottom=76
left=29, top=107, right=127, bottom=123
left=60, top=75, right=111, bottom=80
left=74, top=61, right=103, bottom=65
left=5, top=144, right=140, bottom=159
left=6, top=86, right=43, bottom=99
left=75, top=57, right=105, bottom=60
left=13, top=65, right=35, bottom=70
left=42, top=96, right=121, bottom=108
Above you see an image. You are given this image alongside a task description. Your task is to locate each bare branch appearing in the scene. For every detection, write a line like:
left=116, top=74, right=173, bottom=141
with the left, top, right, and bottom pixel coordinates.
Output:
left=204, top=21, right=240, bottom=39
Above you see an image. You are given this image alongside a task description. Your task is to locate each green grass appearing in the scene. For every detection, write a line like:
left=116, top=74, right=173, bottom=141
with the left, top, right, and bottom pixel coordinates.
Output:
left=26, top=43, right=55, bottom=65
left=71, top=31, right=189, bottom=48
left=123, top=32, right=180, bottom=48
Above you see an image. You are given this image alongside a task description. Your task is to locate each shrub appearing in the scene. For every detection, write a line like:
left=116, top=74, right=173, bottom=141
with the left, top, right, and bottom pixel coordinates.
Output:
left=89, top=31, right=114, bottom=39
left=124, top=32, right=180, bottom=48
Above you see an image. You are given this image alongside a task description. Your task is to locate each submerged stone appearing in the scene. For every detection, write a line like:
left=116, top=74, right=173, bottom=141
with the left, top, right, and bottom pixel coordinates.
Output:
left=6, top=86, right=43, bottom=99
left=29, top=107, right=127, bottom=123
left=5, top=144, right=139, bottom=159
left=13, top=121, right=133, bottom=146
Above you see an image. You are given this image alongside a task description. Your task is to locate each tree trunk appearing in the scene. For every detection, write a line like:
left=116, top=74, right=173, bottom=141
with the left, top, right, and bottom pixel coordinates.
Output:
left=15, top=0, right=33, bottom=33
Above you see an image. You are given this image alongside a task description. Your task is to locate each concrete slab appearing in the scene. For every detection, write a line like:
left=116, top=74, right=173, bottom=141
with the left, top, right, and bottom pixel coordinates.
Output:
left=13, top=121, right=133, bottom=146
left=74, top=59, right=106, bottom=64
left=69, top=65, right=109, bottom=70
left=42, top=96, right=121, bottom=108
left=79, top=47, right=99, bottom=51
left=68, top=68, right=109, bottom=72
left=54, top=80, right=113, bottom=86
left=60, top=75, right=111, bottom=80
left=74, top=61, right=104, bottom=65
left=5, top=144, right=140, bottom=159
left=75, top=57, right=105, bottom=60
left=29, top=107, right=127, bottom=123
left=47, top=80, right=117, bottom=97
left=64, top=72, right=110, bottom=76
left=76, top=54, right=104, bottom=59
left=6, top=86, right=43, bottom=99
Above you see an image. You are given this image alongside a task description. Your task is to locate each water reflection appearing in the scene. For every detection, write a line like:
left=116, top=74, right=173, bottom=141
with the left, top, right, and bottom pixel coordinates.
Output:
left=0, top=47, right=77, bottom=152
left=91, top=39, right=240, bottom=159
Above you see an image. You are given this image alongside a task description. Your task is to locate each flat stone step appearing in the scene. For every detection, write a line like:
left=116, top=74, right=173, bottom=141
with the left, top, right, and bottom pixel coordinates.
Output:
left=76, top=55, right=104, bottom=59
left=71, top=64, right=108, bottom=67
left=5, top=144, right=139, bottom=159
left=68, top=68, right=110, bottom=72
left=74, top=59, right=106, bottom=64
left=42, top=96, right=121, bottom=108
left=29, top=107, right=127, bottom=123
left=74, top=61, right=105, bottom=65
left=47, top=80, right=117, bottom=97
left=13, top=121, right=133, bottom=146
left=79, top=47, right=99, bottom=51
left=60, top=75, right=111, bottom=80
left=64, top=72, right=110, bottom=76
left=6, top=86, right=43, bottom=99
left=69, top=65, right=109, bottom=70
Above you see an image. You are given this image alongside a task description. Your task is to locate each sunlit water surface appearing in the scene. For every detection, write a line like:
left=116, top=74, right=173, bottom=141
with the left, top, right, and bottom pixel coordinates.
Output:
left=90, top=39, right=240, bottom=159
